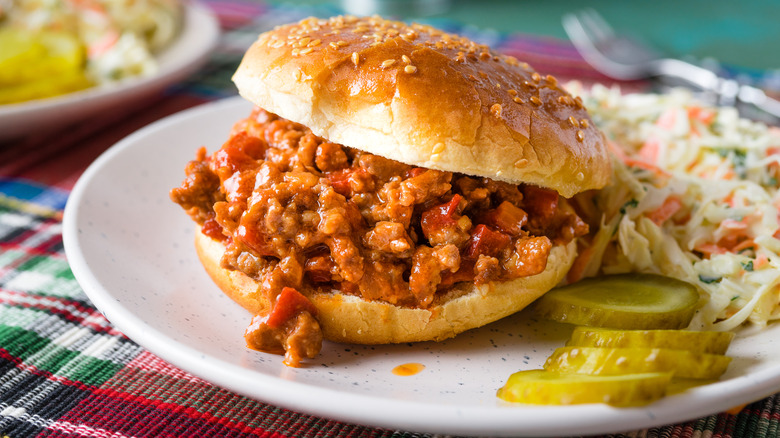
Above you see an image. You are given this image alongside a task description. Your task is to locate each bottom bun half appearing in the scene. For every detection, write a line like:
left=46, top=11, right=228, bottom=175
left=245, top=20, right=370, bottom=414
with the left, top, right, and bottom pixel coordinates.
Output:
left=195, top=230, right=577, bottom=344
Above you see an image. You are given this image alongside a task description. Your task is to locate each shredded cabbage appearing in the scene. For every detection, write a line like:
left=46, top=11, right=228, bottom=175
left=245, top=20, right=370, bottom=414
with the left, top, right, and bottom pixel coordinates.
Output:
left=2, top=0, right=182, bottom=83
left=569, top=83, right=780, bottom=331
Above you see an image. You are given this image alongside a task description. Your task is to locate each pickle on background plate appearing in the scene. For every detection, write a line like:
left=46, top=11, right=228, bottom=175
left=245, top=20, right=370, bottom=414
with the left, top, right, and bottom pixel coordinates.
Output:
left=0, top=28, right=92, bottom=104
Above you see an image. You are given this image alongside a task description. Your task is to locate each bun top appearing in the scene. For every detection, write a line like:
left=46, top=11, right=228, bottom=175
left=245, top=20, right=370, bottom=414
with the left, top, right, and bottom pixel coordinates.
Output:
left=232, top=15, right=610, bottom=197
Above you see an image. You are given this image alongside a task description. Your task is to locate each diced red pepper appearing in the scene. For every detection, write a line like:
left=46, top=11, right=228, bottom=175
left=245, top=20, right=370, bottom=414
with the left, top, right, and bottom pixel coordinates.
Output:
left=266, top=287, right=318, bottom=328
left=405, top=167, right=427, bottom=178
left=327, top=168, right=353, bottom=196
left=232, top=131, right=267, bottom=158
left=213, top=133, right=263, bottom=173
left=523, top=185, right=559, bottom=220
left=421, top=194, right=463, bottom=240
left=201, top=216, right=226, bottom=241
left=304, top=255, right=335, bottom=284
left=236, top=223, right=275, bottom=257
left=464, top=224, right=511, bottom=259
left=479, top=201, right=528, bottom=236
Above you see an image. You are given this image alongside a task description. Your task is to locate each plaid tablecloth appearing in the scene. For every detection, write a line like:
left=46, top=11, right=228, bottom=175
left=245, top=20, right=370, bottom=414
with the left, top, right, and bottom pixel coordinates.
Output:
left=1, top=2, right=779, bottom=437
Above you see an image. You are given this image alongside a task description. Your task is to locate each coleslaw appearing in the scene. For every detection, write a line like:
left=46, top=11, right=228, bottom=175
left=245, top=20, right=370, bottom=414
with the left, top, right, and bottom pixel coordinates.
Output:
left=1, top=0, right=182, bottom=85
left=568, top=84, right=780, bottom=332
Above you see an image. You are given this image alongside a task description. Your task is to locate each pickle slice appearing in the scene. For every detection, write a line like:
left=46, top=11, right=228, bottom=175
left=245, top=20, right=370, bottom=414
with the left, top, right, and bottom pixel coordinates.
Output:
left=497, top=370, right=671, bottom=406
left=566, top=327, right=734, bottom=354
left=544, top=346, right=731, bottom=379
left=533, top=273, right=700, bottom=329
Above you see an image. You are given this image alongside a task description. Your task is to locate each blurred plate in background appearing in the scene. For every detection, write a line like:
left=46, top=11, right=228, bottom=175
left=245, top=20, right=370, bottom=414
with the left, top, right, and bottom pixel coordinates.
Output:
left=0, top=2, right=219, bottom=142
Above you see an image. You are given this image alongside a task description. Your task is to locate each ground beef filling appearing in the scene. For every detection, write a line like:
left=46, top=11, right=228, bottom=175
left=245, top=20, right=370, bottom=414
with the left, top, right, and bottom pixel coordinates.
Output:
left=171, top=107, right=589, bottom=366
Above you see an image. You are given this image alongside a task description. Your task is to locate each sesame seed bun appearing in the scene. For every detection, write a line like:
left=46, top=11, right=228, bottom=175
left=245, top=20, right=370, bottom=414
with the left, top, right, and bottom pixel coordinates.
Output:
left=232, top=15, right=610, bottom=198
left=195, top=229, right=577, bottom=344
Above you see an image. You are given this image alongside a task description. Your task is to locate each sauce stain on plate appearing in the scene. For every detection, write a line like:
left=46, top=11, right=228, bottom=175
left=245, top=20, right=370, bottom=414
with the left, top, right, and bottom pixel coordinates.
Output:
left=392, top=362, right=425, bottom=376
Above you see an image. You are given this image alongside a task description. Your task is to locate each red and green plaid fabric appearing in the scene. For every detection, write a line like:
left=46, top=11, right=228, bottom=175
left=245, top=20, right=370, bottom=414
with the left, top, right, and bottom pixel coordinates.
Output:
left=1, top=1, right=779, bottom=437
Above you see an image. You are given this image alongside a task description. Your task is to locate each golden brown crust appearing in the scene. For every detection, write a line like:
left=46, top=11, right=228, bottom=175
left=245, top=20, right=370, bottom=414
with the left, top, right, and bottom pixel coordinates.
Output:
left=232, top=16, right=610, bottom=198
left=195, top=229, right=577, bottom=344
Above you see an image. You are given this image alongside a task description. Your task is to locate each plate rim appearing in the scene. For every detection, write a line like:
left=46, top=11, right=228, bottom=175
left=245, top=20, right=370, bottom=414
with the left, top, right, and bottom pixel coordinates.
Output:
left=62, top=96, right=780, bottom=437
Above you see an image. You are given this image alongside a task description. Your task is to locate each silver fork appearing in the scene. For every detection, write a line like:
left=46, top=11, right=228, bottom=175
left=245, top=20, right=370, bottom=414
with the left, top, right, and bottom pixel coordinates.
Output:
left=563, top=9, right=780, bottom=122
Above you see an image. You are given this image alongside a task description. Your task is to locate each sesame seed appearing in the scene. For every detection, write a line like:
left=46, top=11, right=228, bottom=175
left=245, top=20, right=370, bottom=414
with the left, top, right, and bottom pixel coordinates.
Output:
left=299, top=37, right=311, bottom=46
left=299, top=47, right=313, bottom=55
left=514, top=158, right=529, bottom=168
left=490, top=103, right=502, bottom=117
left=479, top=51, right=491, bottom=60
left=294, top=69, right=302, bottom=80
left=308, top=39, right=321, bottom=47
left=432, top=143, right=445, bottom=154
left=381, top=59, right=396, bottom=68
left=513, top=97, right=524, bottom=104
left=508, top=89, right=517, bottom=96
left=329, top=42, right=339, bottom=49
left=291, top=48, right=300, bottom=56
left=568, top=116, right=579, bottom=127
left=404, top=65, right=417, bottom=74
left=531, top=72, right=542, bottom=82
left=530, top=96, right=542, bottom=106
left=576, top=130, right=585, bottom=142
left=351, top=52, right=360, bottom=66
left=546, top=74, right=558, bottom=85
left=401, top=55, right=411, bottom=64
left=580, top=119, right=589, bottom=128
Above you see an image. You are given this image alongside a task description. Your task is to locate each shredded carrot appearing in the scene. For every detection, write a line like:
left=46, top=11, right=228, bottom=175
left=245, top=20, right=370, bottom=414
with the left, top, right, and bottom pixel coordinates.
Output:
left=755, top=254, right=770, bottom=269
left=695, top=243, right=727, bottom=257
left=687, top=106, right=716, bottom=129
left=566, top=244, right=595, bottom=284
left=623, top=157, right=671, bottom=177
left=638, top=137, right=661, bottom=163
left=88, top=30, right=120, bottom=58
left=731, top=239, right=756, bottom=253
left=646, top=196, right=682, bottom=225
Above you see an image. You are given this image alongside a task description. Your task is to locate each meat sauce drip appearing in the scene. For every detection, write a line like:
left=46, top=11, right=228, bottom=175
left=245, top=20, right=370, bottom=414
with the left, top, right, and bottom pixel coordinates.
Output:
left=171, top=107, right=589, bottom=365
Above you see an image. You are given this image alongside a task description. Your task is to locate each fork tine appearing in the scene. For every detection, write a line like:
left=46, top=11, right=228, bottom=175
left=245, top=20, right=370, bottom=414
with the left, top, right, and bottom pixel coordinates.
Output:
left=577, top=8, right=614, bottom=43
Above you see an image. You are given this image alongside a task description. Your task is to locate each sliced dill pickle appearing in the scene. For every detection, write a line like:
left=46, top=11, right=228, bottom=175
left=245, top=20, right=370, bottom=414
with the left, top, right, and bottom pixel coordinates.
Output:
left=566, top=327, right=734, bottom=354
left=544, top=346, right=731, bottom=379
left=497, top=370, right=671, bottom=406
left=533, top=273, right=700, bottom=329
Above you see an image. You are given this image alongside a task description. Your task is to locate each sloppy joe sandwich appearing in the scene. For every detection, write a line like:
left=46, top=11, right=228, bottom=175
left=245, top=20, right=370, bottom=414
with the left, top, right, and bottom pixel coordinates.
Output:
left=170, top=15, right=611, bottom=366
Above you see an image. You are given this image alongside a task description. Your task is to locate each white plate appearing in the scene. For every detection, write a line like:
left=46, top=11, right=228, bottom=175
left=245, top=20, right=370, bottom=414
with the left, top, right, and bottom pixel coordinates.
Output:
left=63, top=96, right=780, bottom=437
left=0, top=2, right=219, bottom=141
